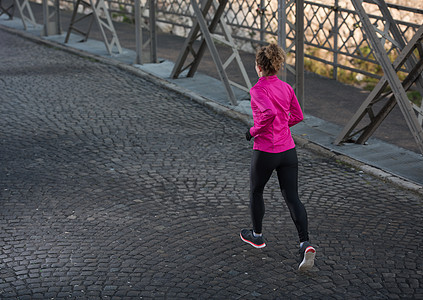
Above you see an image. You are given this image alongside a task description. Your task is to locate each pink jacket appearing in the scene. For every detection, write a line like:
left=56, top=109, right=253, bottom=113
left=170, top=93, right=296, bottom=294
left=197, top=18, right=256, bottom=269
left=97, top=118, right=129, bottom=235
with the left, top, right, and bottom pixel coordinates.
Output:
left=249, top=75, right=303, bottom=153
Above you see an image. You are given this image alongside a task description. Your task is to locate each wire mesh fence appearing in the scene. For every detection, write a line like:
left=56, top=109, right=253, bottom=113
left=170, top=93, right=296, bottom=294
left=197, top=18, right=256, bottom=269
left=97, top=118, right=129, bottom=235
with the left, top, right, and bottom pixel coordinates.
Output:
left=36, top=0, right=423, bottom=83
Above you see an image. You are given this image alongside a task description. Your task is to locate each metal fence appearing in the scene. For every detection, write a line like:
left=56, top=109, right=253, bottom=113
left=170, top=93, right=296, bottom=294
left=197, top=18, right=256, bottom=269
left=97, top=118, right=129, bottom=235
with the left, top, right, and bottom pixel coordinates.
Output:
left=55, top=0, right=422, bottom=82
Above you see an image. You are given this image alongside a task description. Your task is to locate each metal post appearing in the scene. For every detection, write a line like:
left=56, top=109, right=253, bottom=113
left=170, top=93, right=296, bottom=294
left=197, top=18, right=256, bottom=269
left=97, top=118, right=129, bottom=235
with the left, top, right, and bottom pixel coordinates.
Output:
left=278, top=0, right=287, bottom=81
left=332, top=0, right=339, bottom=80
left=149, top=0, right=157, bottom=63
left=295, top=0, right=305, bottom=110
left=42, top=0, right=61, bottom=36
left=134, top=0, right=142, bottom=64
left=42, top=0, right=49, bottom=34
left=55, top=0, right=61, bottom=33
left=260, top=0, right=265, bottom=43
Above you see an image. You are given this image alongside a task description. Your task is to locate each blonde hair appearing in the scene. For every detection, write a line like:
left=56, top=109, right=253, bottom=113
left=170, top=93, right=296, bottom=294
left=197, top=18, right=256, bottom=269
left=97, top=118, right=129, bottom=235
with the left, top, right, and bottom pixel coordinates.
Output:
left=256, top=43, right=286, bottom=76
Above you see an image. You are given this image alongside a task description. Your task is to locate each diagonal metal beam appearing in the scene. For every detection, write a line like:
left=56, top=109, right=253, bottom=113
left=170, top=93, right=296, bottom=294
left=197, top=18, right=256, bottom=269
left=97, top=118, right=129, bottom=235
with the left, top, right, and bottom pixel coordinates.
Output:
left=170, top=0, right=210, bottom=80
left=337, top=0, right=423, bottom=154
left=189, top=0, right=237, bottom=105
left=0, top=0, right=14, bottom=19
left=65, top=0, right=95, bottom=43
left=185, top=0, right=225, bottom=78
left=364, top=0, right=423, bottom=108
left=65, top=0, right=122, bottom=55
left=90, top=0, right=121, bottom=54
left=335, top=24, right=423, bottom=146
left=171, top=0, right=251, bottom=106
left=14, top=0, right=36, bottom=29
left=356, top=52, right=423, bottom=144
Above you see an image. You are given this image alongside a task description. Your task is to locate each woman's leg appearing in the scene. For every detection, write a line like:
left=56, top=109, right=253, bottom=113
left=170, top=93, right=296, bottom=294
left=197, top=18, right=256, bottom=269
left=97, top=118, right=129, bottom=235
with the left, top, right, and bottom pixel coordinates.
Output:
left=250, top=150, right=276, bottom=234
left=276, top=148, right=309, bottom=242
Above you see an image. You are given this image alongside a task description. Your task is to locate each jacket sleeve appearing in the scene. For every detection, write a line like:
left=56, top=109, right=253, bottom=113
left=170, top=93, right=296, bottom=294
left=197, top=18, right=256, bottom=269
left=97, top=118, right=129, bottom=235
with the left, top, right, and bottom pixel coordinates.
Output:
left=250, top=87, right=276, bottom=137
left=288, top=88, right=304, bottom=127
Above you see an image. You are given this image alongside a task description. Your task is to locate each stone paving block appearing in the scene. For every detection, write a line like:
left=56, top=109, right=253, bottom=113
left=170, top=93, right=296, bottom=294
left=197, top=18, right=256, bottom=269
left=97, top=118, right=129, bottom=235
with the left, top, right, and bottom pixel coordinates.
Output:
left=0, top=28, right=422, bottom=299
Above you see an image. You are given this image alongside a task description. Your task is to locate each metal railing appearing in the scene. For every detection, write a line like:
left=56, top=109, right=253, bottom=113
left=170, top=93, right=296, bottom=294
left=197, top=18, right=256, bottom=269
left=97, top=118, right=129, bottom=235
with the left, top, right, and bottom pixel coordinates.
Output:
left=44, top=0, right=423, bottom=81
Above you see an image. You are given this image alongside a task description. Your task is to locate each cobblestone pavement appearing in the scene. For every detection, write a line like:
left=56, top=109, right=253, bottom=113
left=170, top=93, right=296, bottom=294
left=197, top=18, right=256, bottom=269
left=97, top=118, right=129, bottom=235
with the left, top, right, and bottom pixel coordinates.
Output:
left=1, top=29, right=422, bottom=299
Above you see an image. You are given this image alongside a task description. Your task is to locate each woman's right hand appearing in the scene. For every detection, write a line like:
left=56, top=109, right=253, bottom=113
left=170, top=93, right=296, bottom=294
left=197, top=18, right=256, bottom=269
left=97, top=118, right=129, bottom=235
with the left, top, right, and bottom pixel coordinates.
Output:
left=245, top=129, right=253, bottom=141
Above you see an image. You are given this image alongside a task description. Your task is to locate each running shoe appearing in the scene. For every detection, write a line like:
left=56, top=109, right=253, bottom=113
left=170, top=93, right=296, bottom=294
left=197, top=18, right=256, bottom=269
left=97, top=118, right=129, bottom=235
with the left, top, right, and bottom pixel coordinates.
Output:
left=240, top=229, right=266, bottom=248
left=298, top=241, right=316, bottom=271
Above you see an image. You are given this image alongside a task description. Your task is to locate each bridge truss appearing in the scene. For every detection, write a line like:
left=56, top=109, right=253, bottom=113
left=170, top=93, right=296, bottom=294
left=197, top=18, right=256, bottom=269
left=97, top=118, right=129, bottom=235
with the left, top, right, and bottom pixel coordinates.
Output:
left=335, top=0, right=423, bottom=154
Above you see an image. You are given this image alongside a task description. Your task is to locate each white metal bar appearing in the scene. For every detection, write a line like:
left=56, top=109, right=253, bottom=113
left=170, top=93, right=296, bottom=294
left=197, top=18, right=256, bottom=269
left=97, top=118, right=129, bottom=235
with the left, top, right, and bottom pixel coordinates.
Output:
left=90, top=0, right=122, bottom=54
left=14, top=0, right=36, bottom=30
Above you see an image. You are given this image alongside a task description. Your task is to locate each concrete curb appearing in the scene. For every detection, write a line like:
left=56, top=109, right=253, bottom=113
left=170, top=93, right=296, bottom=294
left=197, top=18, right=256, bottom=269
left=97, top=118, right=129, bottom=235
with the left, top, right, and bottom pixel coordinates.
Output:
left=2, top=24, right=422, bottom=197
left=294, top=135, right=423, bottom=195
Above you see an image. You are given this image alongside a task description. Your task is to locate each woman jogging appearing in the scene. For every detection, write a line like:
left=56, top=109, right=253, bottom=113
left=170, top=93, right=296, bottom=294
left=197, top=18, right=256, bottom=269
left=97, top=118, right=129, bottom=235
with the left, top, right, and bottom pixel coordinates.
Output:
left=240, top=43, right=316, bottom=271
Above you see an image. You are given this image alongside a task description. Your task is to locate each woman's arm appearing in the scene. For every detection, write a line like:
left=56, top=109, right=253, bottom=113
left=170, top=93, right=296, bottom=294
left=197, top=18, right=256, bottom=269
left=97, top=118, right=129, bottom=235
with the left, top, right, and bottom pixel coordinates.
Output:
left=288, top=89, right=303, bottom=127
left=250, top=87, right=276, bottom=137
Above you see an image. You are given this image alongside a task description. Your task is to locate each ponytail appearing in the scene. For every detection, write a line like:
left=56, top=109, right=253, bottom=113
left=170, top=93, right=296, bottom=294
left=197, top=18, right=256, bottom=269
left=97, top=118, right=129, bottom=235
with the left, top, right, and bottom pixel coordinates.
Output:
left=256, top=44, right=286, bottom=76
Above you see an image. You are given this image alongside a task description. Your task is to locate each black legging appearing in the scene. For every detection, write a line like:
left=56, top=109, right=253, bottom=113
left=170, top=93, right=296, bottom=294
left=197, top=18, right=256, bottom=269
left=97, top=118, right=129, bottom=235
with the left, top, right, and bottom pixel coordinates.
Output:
left=250, top=148, right=309, bottom=242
